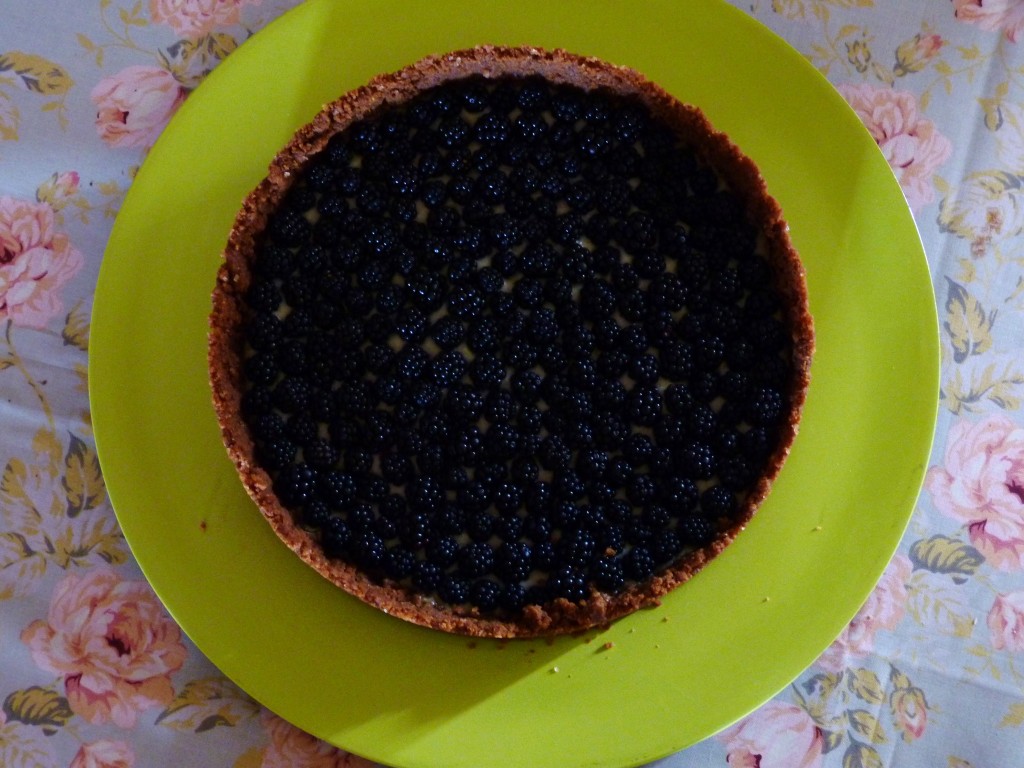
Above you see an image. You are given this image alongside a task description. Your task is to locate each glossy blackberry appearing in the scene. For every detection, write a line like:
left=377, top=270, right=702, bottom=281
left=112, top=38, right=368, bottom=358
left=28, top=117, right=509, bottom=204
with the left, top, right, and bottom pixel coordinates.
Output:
left=625, top=546, right=656, bottom=581
left=319, top=515, right=351, bottom=558
left=626, top=385, right=662, bottom=426
left=494, top=541, right=533, bottom=583
left=412, top=561, right=442, bottom=592
left=547, top=565, right=587, bottom=602
left=423, top=535, right=457, bottom=569
left=678, top=440, right=718, bottom=480
left=701, top=485, right=736, bottom=517
left=259, top=438, right=297, bottom=471
left=678, top=515, right=716, bottom=547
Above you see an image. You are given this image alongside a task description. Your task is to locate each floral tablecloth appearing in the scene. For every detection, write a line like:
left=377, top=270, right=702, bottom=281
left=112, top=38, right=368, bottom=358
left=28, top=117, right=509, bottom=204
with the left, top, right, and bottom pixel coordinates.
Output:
left=1, top=1, right=1023, bottom=766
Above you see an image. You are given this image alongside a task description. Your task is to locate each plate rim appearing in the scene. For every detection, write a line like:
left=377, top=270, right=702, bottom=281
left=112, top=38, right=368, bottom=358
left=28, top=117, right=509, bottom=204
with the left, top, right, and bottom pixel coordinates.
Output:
left=89, top=1, right=939, bottom=766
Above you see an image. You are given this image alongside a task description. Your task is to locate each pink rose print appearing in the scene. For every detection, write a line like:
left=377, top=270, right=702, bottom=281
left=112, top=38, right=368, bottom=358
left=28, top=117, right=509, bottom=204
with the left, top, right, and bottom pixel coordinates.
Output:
left=90, top=65, right=186, bottom=149
left=0, top=196, right=83, bottom=329
left=149, top=0, right=260, bottom=39
left=816, top=555, right=912, bottom=672
left=954, top=0, right=1024, bottom=41
left=988, top=591, right=1024, bottom=651
left=718, top=701, right=824, bottom=768
left=837, top=83, right=952, bottom=211
left=71, top=739, right=135, bottom=768
left=925, top=414, right=1024, bottom=570
left=261, top=710, right=375, bottom=768
left=20, top=568, right=188, bottom=728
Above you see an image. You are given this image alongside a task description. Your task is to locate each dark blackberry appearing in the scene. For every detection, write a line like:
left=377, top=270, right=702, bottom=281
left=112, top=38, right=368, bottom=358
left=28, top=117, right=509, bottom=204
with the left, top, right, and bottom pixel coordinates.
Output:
left=412, top=561, right=443, bottom=592
left=564, top=420, right=595, bottom=449
left=448, top=285, right=485, bottom=320
left=495, top=542, right=533, bottom=582
left=749, top=386, right=784, bottom=425
left=268, top=208, right=312, bottom=247
left=246, top=311, right=283, bottom=352
left=419, top=180, right=446, bottom=208
left=259, top=438, right=297, bottom=470
left=580, top=279, right=617, bottom=320
left=642, top=503, right=671, bottom=529
left=484, top=423, right=520, bottom=460
left=364, top=343, right=395, bottom=375
left=304, top=439, right=339, bottom=470
left=625, top=545, right=656, bottom=581
left=511, top=370, right=542, bottom=403
left=458, top=542, right=495, bottom=578
left=321, top=516, right=351, bottom=558
left=501, top=582, right=528, bottom=611
left=396, top=347, right=429, bottom=379
left=593, top=378, right=627, bottom=409
left=494, top=512, right=524, bottom=541
left=464, top=353, right=504, bottom=392
left=272, top=377, right=312, bottom=413
left=558, top=529, right=597, bottom=568
left=244, top=352, right=280, bottom=387
left=547, top=565, right=587, bottom=602
left=576, top=448, right=610, bottom=481
left=660, top=386, right=690, bottom=418
left=427, top=349, right=467, bottom=386
left=554, top=469, right=585, bottom=500
left=678, top=515, right=716, bottom=547
left=626, top=385, right=662, bottom=426
left=655, top=417, right=688, bottom=448
left=254, top=243, right=295, bottom=279
left=251, top=411, right=286, bottom=443
left=408, top=475, right=443, bottom=512
left=532, top=541, right=558, bottom=570
left=627, top=474, right=659, bottom=505
left=438, top=575, right=470, bottom=605
left=652, top=530, right=682, bottom=564
left=701, top=485, right=736, bottom=517
left=274, top=463, right=318, bottom=507
left=592, top=557, right=626, bottom=592
left=593, top=316, right=622, bottom=349
left=319, top=470, right=358, bottom=510
left=426, top=535, right=459, bottom=568
left=508, top=338, right=540, bottom=369
left=493, top=482, right=524, bottom=513
left=720, top=455, right=756, bottom=490
left=592, top=411, right=629, bottom=448
left=678, top=440, right=718, bottom=479
left=471, top=579, right=502, bottom=611
left=383, top=547, right=416, bottom=579
left=445, top=384, right=486, bottom=421
left=465, top=509, right=495, bottom=542
left=661, top=475, right=699, bottom=512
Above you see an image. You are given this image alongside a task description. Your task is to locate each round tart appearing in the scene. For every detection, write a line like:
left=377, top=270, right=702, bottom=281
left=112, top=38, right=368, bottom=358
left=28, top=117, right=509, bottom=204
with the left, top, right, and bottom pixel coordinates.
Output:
left=208, top=46, right=813, bottom=638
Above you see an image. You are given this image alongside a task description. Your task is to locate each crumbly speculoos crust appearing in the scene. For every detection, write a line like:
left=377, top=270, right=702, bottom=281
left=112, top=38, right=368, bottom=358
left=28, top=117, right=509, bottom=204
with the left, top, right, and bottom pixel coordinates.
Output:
left=208, top=45, right=814, bottom=638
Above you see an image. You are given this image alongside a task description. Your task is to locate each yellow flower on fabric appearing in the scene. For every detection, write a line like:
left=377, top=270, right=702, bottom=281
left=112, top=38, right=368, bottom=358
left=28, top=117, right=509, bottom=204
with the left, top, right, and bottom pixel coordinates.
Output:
left=890, top=685, right=928, bottom=741
left=895, top=33, right=945, bottom=74
left=846, top=38, right=873, bottom=72
left=771, top=0, right=809, bottom=21
left=938, top=171, right=1024, bottom=256
left=35, top=171, right=80, bottom=212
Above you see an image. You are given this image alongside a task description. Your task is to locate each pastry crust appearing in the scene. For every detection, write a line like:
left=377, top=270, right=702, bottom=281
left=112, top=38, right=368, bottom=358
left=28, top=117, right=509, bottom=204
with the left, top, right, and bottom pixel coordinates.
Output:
left=209, top=45, right=813, bottom=638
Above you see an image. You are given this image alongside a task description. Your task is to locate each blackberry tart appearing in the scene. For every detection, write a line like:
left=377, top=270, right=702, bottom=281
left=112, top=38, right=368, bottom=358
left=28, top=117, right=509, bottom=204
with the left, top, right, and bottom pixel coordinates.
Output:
left=209, top=46, right=813, bottom=638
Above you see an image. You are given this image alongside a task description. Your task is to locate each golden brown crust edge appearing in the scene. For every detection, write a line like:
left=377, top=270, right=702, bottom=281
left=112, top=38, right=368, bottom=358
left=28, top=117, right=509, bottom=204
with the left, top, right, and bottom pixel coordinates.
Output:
left=208, top=45, right=814, bottom=639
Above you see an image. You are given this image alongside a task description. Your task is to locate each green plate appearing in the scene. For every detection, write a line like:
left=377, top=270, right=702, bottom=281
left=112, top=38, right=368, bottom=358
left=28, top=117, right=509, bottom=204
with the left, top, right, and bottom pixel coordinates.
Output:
left=90, top=1, right=938, bottom=766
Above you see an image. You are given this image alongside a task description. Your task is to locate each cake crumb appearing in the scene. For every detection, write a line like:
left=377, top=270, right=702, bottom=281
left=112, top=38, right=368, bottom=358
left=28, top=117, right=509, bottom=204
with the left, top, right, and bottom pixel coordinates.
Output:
left=199, top=520, right=207, bottom=532
left=551, top=666, right=560, bottom=673
left=812, top=525, right=823, bottom=532
left=762, top=596, right=771, bottom=603
left=602, top=641, right=615, bottom=651
left=661, top=616, right=670, bottom=623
